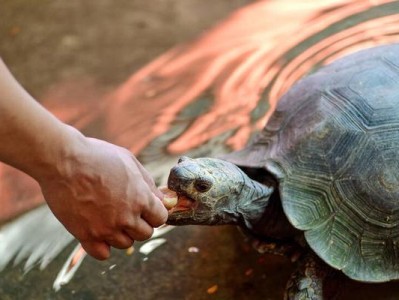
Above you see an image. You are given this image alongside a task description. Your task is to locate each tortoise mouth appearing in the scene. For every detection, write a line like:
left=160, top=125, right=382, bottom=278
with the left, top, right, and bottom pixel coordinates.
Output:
left=161, top=186, right=214, bottom=225
left=167, top=194, right=198, bottom=225
left=160, top=186, right=197, bottom=215
left=171, top=194, right=196, bottom=214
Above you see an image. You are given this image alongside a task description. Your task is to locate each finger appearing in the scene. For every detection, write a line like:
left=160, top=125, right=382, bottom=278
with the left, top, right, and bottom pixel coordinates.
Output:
left=130, top=155, right=162, bottom=198
left=124, top=218, right=154, bottom=241
left=152, top=187, right=164, bottom=200
left=141, top=193, right=168, bottom=227
left=81, top=240, right=111, bottom=260
left=105, top=233, right=134, bottom=249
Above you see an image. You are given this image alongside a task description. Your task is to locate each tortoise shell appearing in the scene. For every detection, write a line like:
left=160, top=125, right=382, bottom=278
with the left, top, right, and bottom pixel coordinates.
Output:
left=227, top=44, right=399, bottom=282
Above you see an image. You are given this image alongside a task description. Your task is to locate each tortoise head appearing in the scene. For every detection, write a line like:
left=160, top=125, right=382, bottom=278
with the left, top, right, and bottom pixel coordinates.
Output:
left=166, top=156, right=273, bottom=227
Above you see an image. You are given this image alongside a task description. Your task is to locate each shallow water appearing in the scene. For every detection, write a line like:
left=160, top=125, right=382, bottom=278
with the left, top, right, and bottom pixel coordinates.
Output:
left=3, top=1, right=399, bottom=299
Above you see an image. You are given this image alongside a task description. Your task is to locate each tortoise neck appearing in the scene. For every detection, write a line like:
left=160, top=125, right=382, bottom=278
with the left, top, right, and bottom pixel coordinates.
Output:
left=235, top=175, right=274, bottom=229
left=245, top=189, right=301, bottom=240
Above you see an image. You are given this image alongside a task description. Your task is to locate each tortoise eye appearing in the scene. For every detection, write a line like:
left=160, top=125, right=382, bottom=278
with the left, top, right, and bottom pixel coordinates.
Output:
left=194, top=179, right=212, bottom=193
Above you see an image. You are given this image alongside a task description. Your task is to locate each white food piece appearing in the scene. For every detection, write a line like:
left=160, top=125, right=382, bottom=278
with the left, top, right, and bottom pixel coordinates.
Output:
left=159, top=186, right=178, bottom=209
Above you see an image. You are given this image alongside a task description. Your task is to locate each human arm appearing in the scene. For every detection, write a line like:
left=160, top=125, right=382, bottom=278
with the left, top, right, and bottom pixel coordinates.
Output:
left=0, top=58, right=168, bottom=259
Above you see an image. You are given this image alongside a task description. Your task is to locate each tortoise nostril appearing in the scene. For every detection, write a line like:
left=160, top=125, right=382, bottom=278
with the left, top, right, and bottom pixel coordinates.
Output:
left=168, top=166, right=194, bottom=192
left=178, top=156, right=191, bottom=164
left=194, top=179, right=212, bottom=193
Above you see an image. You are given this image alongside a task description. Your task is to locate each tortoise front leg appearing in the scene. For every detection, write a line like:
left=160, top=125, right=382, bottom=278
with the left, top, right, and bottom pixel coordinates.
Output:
left=251, top=238, right=302, bottom=259
left=284, top=253, right=344, bottom=300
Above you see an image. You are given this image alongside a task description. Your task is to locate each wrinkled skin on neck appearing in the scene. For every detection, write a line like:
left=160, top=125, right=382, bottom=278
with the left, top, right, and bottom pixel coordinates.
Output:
left=167, top=157, right=273, bottom=229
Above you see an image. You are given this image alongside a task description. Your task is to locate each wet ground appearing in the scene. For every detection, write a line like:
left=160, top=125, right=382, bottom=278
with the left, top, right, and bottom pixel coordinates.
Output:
left=3, top=1, right=399, bottom=299
left=0, top=226, right=293, bottom=300
left=1, top=0, right=247, bottom=94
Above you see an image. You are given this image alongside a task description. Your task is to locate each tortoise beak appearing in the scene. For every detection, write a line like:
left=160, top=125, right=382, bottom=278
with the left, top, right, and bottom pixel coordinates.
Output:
left=168, top=164, right=193, bottom=194
left=166, top=166, right=197, bottom=224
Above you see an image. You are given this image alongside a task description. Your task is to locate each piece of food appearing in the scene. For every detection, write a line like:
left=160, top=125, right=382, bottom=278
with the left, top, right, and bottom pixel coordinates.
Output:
left=159, top=186, right=178, bottom=209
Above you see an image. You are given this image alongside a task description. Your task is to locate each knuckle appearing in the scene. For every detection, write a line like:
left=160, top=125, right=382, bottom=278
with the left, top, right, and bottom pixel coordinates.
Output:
left=150, top=211, right=168, bottom=227
left=137, top=228, right=154, bottom=241
left=89, top=229, right=102, bottom=240
left=118, top=217, right=134, bottom=229
left=128, top=227, right=153, bottom=242
left=131, top=192, right=148, bottom=212
left=90, top=227, right=113, bottom=240
left=113, top=240, right=133, bottom=249
left=131, top=202, right=143, bottom=215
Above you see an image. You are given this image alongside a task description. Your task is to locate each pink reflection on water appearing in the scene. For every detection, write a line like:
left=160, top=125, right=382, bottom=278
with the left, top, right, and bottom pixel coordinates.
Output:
left=106, top=0, right=398, bottom=155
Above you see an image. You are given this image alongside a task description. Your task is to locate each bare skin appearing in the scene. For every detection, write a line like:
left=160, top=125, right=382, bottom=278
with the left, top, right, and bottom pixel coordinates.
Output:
left=0, top=58, right=168, bottom=260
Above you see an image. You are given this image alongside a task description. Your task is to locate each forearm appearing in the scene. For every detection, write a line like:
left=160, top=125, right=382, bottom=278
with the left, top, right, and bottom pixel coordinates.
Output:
left=0, top=59, right=82, bottom=181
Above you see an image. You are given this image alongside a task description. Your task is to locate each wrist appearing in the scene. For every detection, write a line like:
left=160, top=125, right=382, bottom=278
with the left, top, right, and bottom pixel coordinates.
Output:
left=28, top=123, right=88, bottom=183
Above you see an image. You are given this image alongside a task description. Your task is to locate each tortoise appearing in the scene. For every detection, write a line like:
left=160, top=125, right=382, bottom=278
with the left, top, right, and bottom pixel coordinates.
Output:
left=164, top=44, right=399, bottom=299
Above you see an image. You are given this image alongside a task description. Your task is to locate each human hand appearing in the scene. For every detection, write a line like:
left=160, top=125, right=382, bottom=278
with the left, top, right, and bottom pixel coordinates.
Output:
left=37, top=132, right=168, bottom=260
left=0, top=60, right=167, bottom=259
